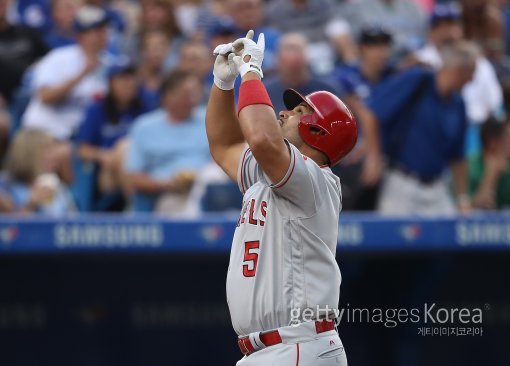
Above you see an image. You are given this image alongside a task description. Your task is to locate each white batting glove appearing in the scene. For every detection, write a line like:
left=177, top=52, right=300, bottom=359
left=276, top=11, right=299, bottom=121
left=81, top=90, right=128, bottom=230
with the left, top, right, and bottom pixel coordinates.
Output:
left=213, top=42, right=233, bottom=57
left=212, top=43, right=239, bottom=90
left=232, top=30, right=265, bottom=79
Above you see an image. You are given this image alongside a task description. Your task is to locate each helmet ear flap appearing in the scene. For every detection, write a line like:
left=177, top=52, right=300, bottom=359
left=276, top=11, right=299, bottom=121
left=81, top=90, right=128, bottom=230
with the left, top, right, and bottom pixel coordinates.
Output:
left=299, top=113, right=328, bottom=136
left=289, top=90, right=358, bottom=166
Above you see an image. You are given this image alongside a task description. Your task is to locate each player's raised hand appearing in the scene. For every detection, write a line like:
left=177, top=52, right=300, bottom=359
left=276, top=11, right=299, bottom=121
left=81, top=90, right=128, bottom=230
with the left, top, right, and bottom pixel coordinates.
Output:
left=213, top=42, right=233, bottom=57
left=232, top=30, right=265, bottom=79
left=212, top=43, right=240, bottom=90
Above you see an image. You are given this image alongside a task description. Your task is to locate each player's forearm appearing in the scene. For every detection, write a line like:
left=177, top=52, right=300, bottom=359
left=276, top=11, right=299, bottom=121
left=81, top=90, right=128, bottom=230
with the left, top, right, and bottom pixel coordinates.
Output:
left=238, top=74, right=282, bottom=152
left=205, top=85, right=244, bottom=153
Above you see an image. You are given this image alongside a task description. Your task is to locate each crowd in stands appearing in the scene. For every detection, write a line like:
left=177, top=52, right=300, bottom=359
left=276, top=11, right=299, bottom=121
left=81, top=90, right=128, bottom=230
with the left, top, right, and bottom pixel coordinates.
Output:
left=0, top=0, right=509, bottom=216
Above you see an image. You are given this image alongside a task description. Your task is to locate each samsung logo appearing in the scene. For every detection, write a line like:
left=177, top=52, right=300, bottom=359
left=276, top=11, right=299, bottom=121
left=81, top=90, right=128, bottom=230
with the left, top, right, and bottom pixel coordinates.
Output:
left=54, top=224, right=164, bottom=248
left=338, top=223, right=363, bottom=246
left=456, top=223, right=510, bottom=245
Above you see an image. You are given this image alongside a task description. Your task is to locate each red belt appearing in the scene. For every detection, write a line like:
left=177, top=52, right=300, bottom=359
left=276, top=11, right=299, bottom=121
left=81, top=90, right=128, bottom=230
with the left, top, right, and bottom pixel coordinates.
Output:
left=238, top=320, right=336, bottom=356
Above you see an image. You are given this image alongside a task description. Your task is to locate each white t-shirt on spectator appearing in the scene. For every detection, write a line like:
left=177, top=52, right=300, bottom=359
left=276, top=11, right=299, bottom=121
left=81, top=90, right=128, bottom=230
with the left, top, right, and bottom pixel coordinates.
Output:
left=415, top=43, right=503, bottom=124
left=22, top=44, right=107, bottom=140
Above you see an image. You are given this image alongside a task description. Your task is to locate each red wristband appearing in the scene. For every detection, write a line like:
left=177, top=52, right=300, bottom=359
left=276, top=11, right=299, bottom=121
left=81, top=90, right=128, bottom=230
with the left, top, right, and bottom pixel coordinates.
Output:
left=237, top=79, right=274, bottom=116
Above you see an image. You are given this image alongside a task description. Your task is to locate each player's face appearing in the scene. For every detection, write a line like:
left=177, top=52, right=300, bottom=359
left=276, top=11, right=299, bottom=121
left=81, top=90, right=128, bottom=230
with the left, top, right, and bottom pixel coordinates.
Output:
left=278, top=102, right=314, bottom=147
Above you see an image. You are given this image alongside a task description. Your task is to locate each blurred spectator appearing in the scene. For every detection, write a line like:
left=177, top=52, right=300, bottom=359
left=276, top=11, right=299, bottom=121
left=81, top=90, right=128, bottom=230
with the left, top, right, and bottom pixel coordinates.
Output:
left=266, top=0, right=335, bottom=74
left=227, top=0, right=280, bottom=72
left=45, top=0, right=81, bottom=49
left=0, top=0, right=48, bottom=102
left=414, top=3, right=503, bottom=154
left=0, top=102, right=10, bottom=160
left=469, top=118, right=510, bottom=209
left=124, top=70, right=210, bottom=213
left=266, top=0, right=333, bottom=44
left=77, top=60, right=149, bottom=197
left=461, top=0, right=505, bottom=62
left=0, top=129, right=76, bottom=214
left=502, top=0, right=510, bottom=55
left=413, top=0, right=435, bottom=13
left=84, top=0, right=128, bottom=56
left=177, top=40, right=214, bottom=101
left=337, top=26, right=396, bottom=102
left=334, top=25, right=397, bottom=210
left=413, top=2, right=464, bottom=70
left=196, top=0, right=229, bottom=37
left=325, top=16, right=358, bottom=66
left=140, top=0, right=180, bottom=38
left=110, top=0, right=141, bottom=40
left=0, top=187, right=13, bottom=212
left=173, top=0, right=202, bottom=39
left=206, top=16, right=236, bottom=49
left=22, top=5, right=109, bottom=140
left=7, top=0, right=52, bottom=32
left=368, top=41, right=478, bottom=215
left=265, top=33, right=338, bottom=114
left=138, top=29, right=169, bottom=109
left=345, top=0, right=427, bottom=56
left=85, top=0, right=125, bottom=33
left=140, top=0, right=183, bottom=70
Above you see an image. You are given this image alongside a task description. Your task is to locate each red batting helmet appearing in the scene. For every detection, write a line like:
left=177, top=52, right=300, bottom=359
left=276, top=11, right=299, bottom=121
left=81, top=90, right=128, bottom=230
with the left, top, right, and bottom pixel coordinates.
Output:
left=283, top=89, right=358, bottom=166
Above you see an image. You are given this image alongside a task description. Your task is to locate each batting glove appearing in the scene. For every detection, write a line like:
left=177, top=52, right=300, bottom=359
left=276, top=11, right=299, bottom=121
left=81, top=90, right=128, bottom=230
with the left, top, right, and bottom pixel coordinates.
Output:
left=212, top=43, right=239, bottom=90
left=232, top=30, right=265, bottom=79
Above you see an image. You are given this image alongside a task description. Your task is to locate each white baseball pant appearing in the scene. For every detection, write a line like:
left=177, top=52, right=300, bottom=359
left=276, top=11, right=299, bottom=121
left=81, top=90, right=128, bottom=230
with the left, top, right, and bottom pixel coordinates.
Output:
left=236, top=321, right=347, bottom=366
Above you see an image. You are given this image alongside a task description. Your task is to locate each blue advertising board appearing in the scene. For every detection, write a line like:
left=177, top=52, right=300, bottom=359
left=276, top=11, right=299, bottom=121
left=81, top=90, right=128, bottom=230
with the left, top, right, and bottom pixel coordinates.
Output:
left=0, top=213, right=509, bottom=254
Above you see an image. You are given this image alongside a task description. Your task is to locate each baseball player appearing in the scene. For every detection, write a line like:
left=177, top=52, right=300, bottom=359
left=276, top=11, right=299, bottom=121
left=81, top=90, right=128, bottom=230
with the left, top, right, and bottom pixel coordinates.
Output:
left=205, top=30, right=357, bottom=365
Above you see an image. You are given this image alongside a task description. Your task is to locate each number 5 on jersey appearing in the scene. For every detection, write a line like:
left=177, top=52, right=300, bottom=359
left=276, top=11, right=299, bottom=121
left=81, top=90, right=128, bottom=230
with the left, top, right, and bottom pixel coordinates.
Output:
left=243, top=240, right=260, bottom=277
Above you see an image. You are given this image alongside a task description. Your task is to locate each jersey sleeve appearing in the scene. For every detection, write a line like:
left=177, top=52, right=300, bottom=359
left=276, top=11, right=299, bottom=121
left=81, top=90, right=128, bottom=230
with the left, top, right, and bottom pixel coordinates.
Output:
left=237, top=140, right=337, bottom=217
left=237, top=144, right=260, bottom=194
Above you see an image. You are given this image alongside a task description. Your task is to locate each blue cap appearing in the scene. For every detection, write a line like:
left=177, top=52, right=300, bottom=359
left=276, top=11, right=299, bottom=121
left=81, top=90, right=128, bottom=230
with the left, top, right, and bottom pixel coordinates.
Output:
left=208, top=17, right=237, bottom=38
left=358, top=25, right=392, bottom=45
left=73, top=5, right=110, bottom=33
left=107, top=57, right=136, bottom=79
left=430, top=3, right=461, bottom=26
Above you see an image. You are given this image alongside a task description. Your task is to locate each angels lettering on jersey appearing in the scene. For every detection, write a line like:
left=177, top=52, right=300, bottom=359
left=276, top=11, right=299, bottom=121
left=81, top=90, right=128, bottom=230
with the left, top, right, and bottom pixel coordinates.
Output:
left=237, top=199, right=268, bottom=227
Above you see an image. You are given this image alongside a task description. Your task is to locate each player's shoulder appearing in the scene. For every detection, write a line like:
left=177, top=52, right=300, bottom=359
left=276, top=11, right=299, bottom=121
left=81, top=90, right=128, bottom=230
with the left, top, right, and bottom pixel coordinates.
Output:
left=300, top=153, right=340, bottom=187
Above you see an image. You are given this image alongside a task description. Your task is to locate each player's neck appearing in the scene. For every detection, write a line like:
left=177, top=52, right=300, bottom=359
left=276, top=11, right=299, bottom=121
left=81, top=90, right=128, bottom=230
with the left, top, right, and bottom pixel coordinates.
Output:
left=301, top=145, right=328, bottom=167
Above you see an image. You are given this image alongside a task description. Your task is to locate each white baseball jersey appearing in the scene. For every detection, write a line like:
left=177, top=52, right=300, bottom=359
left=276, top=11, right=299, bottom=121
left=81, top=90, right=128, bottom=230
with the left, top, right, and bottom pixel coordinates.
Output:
left=226, top=140, right=342, bottom=336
